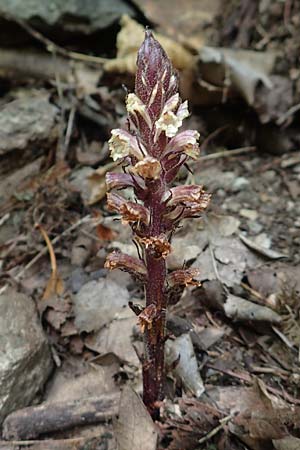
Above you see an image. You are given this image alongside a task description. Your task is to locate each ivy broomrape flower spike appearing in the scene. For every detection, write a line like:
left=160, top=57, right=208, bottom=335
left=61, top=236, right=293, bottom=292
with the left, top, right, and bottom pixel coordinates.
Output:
left=105, top=29, right=210, bottom=419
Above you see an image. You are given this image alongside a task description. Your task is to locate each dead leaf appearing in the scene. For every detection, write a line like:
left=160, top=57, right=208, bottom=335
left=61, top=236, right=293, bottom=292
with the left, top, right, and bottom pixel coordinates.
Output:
left=239, top=233, right=288, bottom=260
left=131, top=0, right=221, bottom=50
left=198, top=46, right=277, bottom=105
left=85, top=309, right=139, bottom=367
left=114, top=386, right=158, bottom=450
left=73, top=275, right=130, bottom=333
left=96, top=224, right=117, bottom=241
left=166, top=333, right=205, bottom=397
left=273, top=437, right=300, bottom=450
left=224, top=293, right=281, bottom=323
left=88, top=161, right=117, bottom=205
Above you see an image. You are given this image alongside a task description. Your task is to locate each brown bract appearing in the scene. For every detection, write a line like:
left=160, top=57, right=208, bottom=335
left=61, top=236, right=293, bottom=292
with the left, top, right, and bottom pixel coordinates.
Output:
left=138, top=303, right=158, bottom=333
left=137, top=234, right=172, bottom=258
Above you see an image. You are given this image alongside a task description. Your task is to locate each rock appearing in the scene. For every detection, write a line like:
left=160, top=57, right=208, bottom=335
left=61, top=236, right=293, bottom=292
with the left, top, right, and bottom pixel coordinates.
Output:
left=0, top=94, right=58, bottom=173
left=0, top=0, right=136, bottom=35
left=239, top=208, right=258, bottom=221
left=230, top=176, right=250, bottom=192
left=0, top=289, right=53, bottom=425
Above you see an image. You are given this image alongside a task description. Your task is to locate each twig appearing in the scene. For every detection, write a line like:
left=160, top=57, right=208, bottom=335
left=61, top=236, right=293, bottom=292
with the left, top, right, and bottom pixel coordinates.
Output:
left=206, top=363, right=300, bottom=405
left=276, top=102, right=300, bottom=125
left=198, top=414, right=233, bottom=444
left=64, top=105, right=76, bottom=152
left=200, top=125, right=228, bottom=152
left=2, top=12, right=108, bottom=65
left=198, top=146, right=256, bottom=162
left=240, top=281, right=268, bottom=305
left=272, top=325, right=296, bottom=351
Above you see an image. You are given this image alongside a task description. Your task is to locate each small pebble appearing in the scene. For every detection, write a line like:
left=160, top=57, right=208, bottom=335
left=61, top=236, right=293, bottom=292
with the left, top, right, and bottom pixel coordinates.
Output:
left=231, top=177, right=250, bottom=192
left=240, top=209, right=258, bottom=221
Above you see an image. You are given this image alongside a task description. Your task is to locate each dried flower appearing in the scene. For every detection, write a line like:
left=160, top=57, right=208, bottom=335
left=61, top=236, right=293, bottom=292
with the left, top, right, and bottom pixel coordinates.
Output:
left=167, top=268, right=201, bottom=287
left=137, top=234, right=172, bottom=258
left=138, top=303, right=158, bottom=333
left=105, top=251, right=147, bottom=281
left=131, top=156, right=162, bottom=180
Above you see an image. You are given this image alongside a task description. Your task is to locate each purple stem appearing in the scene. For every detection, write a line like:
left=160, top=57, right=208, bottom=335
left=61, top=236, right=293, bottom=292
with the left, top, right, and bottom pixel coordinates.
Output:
left=143, top=181, right=167, bottom=419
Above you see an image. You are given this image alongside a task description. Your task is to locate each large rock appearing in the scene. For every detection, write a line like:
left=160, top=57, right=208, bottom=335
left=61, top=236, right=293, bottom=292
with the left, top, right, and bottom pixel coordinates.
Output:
left=0, top=289, right=53, bottom=425
left=0, top=0, right=136, bottom=34
left=0, top=94, right=59, bottom=175
left=0, top=94, right=58, bottom=158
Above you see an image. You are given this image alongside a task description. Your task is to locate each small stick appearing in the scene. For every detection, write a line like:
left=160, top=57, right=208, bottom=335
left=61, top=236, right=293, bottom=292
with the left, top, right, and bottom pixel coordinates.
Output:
left=2, top=394, right=119, bottom=440
left=2, top=12, right=108, bottom=65
left=198, top=146, right=256, bottom=161
left=198, top=414, right=233, bottom=444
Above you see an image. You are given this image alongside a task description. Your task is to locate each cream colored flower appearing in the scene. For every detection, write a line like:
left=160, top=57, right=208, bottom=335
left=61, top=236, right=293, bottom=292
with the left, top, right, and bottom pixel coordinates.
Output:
left=155, top=97, right=189, bottom=139
left=126, top=93, right=152, bottom=128
left=108, top=129, right=145, bottom=162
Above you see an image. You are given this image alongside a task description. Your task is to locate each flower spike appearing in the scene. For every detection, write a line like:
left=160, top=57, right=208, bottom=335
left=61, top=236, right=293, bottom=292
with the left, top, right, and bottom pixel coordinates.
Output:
left=105, top=29, right=210, bottom=419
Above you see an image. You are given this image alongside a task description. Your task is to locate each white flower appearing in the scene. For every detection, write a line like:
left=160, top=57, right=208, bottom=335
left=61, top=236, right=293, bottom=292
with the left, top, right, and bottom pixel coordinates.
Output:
left=155, top=96, right=189, bottom=139
left=108, top=129, right=145, bottom=161
left=126, top=93, right=152, bottom=128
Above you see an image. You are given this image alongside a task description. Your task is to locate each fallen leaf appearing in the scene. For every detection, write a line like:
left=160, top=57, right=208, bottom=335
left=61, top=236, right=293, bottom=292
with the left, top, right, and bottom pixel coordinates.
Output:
left=85, top=309, right=139, bottom=367
left=166, top=333, right=205, bottom=397
left=224, top=293, right=281, bottom=323
left=87, top=161, right=117, bottom=205
left=239, top=233, right=288, bottom=260
left=198, top=46, right=277, bottom=105
left=131, top=0, right=221, bottom=50
left=114, top=386, right=158, bottom=450
left=273, top=437, right=300, bottom=450
left=74, top=276, right=129, bottom=333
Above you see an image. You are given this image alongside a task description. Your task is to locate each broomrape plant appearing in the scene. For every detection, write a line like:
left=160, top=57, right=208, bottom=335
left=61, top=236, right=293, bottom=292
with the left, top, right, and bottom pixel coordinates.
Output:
left=105, top=30, right=210, bottom=419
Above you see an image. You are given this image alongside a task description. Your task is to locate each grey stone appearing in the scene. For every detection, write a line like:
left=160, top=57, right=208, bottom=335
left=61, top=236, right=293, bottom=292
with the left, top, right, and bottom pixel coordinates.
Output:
left=0, top=94, right=58, bottom=157
left=230, top=177, right=250, bottom=192
left=0, top=0, right=135, bottom=34
left=0, top=289, right=53, bottom=425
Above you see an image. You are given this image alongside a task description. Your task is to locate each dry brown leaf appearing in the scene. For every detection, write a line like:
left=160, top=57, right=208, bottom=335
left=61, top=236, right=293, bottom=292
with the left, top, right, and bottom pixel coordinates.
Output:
left=132, top=0, right=221, bottom=50
left=114, top=386, right=158, bottom=450
left=87, top=161, right=117, bottom=205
